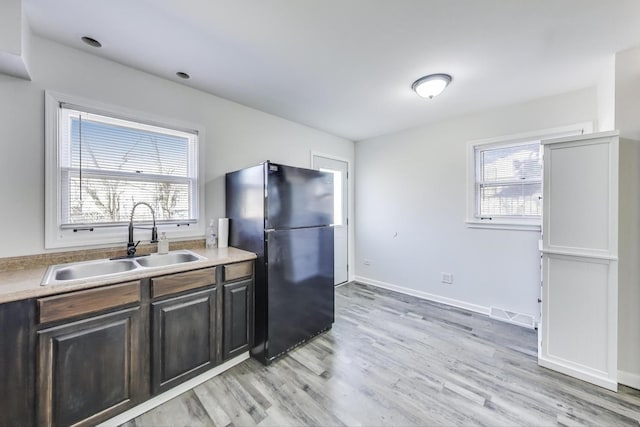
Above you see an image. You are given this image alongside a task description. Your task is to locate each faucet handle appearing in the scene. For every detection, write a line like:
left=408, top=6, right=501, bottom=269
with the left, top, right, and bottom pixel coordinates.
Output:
left=151, top=226, right=158, bottom=243
left=127, top=240, right=140, bottom=257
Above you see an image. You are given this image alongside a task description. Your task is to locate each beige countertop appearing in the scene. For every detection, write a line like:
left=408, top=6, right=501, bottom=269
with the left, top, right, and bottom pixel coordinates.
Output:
left=0, top=247, right=256, bottom=304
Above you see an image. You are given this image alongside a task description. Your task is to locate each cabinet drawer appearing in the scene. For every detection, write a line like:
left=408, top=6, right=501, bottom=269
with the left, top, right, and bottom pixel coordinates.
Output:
left=223, top=261, right=253, bottom=282
left=151, top=267, right=216, bottom=299
left=38, top=281, right=140, bottom=324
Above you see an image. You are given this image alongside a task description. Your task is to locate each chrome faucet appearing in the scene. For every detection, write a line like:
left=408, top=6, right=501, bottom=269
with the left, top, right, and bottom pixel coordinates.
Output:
left=127, top=202, right=158, bottom=257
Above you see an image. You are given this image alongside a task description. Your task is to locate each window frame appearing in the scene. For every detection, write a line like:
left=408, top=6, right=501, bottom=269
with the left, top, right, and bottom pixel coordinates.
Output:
left=466, top=122, right=593, bottom=231
left=45, top=91, right=206, bottom=249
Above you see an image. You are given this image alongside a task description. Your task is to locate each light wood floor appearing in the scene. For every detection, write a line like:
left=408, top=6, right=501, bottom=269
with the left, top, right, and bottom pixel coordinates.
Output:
left=123, top=282, right=640, bottom=426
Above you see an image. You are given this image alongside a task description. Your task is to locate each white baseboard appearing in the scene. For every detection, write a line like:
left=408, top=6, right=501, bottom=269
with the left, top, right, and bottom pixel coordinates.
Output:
left=355, top=276, right=490, bottom=316
left=618, top=370, right=640, bottom=390
left=538, top=354, right=618, bottom=392
left=98, top=352, right=250, bottom=426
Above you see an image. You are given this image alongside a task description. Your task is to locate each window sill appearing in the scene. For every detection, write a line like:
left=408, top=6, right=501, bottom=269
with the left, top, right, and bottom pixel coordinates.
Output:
left=45, top=223, right=205, bottom=250
left=465, top=220, right=541, bottom=232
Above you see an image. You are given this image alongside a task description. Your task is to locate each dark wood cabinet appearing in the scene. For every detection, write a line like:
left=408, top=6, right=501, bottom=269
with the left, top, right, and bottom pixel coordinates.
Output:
left=37, top=307, right=143, bottom=427
left=223, top=278, right=252, bottom=360
left=1, top=258, right=253, bottom=426
left=0, top=299, right=36, bottom=427
left=151, top=287, right=217, bottom=394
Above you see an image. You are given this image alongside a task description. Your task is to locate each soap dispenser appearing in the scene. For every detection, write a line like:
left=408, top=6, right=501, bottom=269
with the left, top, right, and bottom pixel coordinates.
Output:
left=157, top=232, right=169, bottom=254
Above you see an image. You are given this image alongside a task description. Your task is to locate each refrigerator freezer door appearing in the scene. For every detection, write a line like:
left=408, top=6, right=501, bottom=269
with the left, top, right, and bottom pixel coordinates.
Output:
left=266, top=226, right=334, bottom=359
left=266, top=163, right=333, bottom=230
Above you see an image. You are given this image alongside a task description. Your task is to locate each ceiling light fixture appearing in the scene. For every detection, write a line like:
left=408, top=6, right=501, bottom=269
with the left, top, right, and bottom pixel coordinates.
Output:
left=81, top=36, right=102, bottom=48
left=411, top=73, right=452, bottom=99
left=176, top=72, right=190, bottom=79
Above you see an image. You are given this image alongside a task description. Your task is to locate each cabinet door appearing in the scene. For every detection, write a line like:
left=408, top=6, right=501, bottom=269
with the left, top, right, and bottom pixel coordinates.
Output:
left=151, top=288, right=217, bottom=394
left=37, top=307, right=142, bottom=427
left=539, top=133, right=618, bottom=391
left=223, top=279, right=252, bottom=360
left=0, top=299, right=36, bottom=427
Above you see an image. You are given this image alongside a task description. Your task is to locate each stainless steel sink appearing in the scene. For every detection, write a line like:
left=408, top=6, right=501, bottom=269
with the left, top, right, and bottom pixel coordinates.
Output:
left=53, top=259, right=138, bottom=281
left=41, top=250, right=207, bottom=286
left=135, top=251, right=203, bottom=268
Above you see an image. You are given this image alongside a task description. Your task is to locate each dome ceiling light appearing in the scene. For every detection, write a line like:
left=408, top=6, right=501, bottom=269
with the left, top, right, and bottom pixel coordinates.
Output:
left=411, top=73, right=452, bottom=99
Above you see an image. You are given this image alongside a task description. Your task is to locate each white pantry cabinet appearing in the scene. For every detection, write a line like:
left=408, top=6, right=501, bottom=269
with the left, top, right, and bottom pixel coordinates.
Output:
left=538, top=131, right=621, bottom=391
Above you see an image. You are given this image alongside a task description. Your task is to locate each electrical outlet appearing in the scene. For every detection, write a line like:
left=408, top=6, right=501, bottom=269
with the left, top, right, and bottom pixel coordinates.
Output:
left=441, top=272, right=453, bottom=284
left=363, top=259, right=371, bottom=266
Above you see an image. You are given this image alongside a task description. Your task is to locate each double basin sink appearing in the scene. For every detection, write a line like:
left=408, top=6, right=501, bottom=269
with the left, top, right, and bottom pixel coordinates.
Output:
left=41, top=250, right=207, bottom=286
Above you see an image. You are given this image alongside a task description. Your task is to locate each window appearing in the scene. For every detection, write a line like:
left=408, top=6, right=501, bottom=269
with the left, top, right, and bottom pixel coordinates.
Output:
left=45, top=92, right=204, bottom=248
left=466, top=123, right=592, bottom=230
left=476, top=141, right=542, bottom=218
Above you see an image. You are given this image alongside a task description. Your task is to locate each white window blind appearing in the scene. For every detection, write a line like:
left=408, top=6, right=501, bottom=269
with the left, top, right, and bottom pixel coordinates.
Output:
left=475, top=142, right=542, bottom=218
left=58, top=104, right=199, bottom=227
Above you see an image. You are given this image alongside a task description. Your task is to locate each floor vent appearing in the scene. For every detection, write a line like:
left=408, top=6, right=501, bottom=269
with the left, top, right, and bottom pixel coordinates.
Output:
left=489, top=307, right=535, bottom=329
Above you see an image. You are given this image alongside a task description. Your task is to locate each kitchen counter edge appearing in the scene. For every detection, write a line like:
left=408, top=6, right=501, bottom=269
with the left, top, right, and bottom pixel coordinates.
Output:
left=0, top=247, right=256, bottom=304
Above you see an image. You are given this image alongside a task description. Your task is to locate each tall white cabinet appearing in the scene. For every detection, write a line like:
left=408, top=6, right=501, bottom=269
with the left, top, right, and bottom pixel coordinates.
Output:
left=539, top=131, right=620, bottom=391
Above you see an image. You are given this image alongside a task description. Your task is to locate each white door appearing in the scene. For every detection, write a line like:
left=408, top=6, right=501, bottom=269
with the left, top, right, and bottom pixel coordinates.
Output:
left=312, top=154, right=349, bottom=285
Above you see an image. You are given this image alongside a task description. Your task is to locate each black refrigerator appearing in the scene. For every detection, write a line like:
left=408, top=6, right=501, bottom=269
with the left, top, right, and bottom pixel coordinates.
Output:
left=225, top=161, right=335, bottom=365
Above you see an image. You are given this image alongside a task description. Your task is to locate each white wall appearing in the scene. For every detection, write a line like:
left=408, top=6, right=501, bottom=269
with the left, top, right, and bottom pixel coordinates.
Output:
left=0, top=0, right=30, bottom=79
left=0, top=35, right=355, bottom=272
left=354, top=88, right=598, bottom=321
left=615, top=46, right=640, bottom=140
left=0, top=0, right=21, bottom=55
left=615, top=45, right=640, bottom=388
left=597, top=55, right=616, bottom=132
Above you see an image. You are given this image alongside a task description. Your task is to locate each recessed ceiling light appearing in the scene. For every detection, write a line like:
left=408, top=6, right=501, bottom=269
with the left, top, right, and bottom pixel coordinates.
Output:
left=176, top=72, right=190, bottom=79
left=412, top=74, right=452, bottom=99
left=81, top=36, right=102, bottom=48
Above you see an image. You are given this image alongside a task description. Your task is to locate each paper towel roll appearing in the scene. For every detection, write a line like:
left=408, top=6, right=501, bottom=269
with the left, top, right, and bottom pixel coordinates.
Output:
left=218, top=218, right=229, bottom=248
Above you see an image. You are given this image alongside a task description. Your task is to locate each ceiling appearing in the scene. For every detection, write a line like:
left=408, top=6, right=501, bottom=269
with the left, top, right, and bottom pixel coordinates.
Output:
left=23, top=0, right=640, bottom=141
